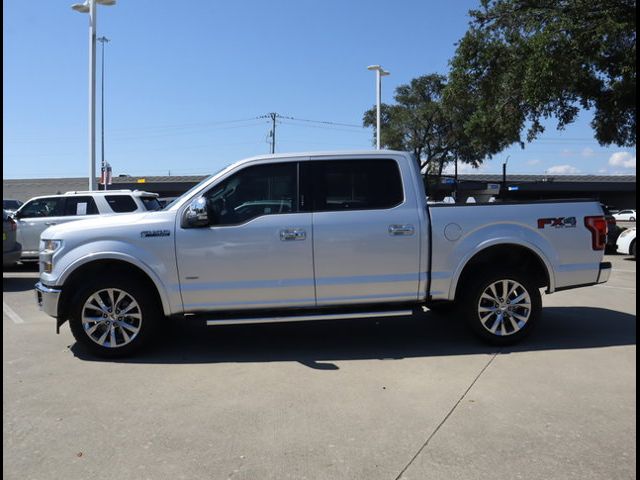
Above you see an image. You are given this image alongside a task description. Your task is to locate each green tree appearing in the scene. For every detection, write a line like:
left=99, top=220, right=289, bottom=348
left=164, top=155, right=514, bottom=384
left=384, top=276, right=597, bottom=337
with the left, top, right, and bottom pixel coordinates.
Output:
left=449, top=0, right=636, bottom=147
left=363, top=74, right=486, bottom=176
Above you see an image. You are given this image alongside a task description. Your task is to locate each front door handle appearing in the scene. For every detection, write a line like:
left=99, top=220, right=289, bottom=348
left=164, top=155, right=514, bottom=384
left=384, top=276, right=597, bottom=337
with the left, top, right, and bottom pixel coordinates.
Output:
left=45, top=222, right=58, bottom=226
left=280, top=229, right=306, bottom=241
left=388, top=224, right=415, bottom=236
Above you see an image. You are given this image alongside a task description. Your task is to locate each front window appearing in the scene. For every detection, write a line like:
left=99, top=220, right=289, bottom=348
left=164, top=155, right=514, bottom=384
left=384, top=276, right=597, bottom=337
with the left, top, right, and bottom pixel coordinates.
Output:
left=204, top=162, right=297, bottom=226
left=18, top=198, right=64, bottom=218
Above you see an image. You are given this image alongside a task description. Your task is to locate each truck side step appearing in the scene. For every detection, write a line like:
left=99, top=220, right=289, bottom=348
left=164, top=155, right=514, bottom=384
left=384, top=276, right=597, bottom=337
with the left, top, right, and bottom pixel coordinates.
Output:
left=204, top=309, right=414, bottom=326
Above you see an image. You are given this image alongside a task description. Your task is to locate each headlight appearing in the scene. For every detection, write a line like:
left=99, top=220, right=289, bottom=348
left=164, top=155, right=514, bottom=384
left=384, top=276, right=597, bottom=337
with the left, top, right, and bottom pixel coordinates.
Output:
left=40, top=240, right=63, bottom=273
left=41, top=239, right=63, bottom=253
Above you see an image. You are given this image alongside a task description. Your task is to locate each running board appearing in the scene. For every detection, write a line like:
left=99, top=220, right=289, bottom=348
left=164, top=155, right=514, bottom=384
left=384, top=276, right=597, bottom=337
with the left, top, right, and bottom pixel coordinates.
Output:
left=205, top=309, right=413, bottom=326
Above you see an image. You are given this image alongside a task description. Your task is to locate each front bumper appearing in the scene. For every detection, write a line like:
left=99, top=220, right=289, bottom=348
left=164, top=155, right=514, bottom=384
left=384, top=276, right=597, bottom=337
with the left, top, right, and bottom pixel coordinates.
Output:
left=35, top=282, right=62, bottom=318
left=597, top=261, right=612, bottom=284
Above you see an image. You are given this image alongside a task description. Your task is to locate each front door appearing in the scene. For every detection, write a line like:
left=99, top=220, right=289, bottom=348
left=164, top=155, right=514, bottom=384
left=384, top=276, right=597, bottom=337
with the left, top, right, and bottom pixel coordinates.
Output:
left=15, top=197, right=66, bottom=257
left=175, top=161, right=316, bottom=312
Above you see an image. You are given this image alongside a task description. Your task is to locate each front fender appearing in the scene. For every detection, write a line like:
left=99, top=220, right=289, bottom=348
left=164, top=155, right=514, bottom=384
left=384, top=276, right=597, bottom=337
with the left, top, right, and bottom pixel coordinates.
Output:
left=45, top=240, right=178, bottom=316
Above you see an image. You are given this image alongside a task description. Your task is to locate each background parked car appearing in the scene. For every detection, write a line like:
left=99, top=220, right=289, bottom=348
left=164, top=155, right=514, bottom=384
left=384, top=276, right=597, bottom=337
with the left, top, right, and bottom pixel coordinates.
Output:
left=13, top=189, right=161, bottom=260
left=601, top=204, right=624, bottom=253
left=616, top=227, right=636, bottom=259
left=3, top=199, right=23, bottom=214
left=3, top=209, right=22, bottom=267
left=613, top=209, right=636, bottom=222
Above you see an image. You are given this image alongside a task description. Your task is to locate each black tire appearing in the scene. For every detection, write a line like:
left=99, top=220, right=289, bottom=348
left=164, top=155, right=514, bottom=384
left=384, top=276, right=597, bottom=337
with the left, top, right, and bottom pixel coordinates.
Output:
left=631, top=240, right=636, bottom=260
left=458, top=269, right=542, bottom=346
left=630, top=217, right=635, bottom=222
left=68, top=275, right=161, bottom=358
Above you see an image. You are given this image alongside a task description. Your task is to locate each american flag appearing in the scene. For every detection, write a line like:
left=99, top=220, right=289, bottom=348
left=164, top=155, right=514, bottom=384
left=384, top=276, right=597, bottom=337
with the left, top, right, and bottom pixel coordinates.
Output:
left=100, top=162, right=112, bottom=185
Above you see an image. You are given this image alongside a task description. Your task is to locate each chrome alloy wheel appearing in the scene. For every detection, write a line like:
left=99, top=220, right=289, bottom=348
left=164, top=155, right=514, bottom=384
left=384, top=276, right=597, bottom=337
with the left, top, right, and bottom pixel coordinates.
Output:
left=81, top=288, right=142, bottom=348
left=477, top=279, right=532, bottom=336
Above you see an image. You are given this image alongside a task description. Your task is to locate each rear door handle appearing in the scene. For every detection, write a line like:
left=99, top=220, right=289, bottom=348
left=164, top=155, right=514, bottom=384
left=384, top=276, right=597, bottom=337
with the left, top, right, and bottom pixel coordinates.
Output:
left=388, top=224, right=415, bottom=236
left=45, top=222, right=58, bottom=226
left=280, top=229, right=306, bottom=241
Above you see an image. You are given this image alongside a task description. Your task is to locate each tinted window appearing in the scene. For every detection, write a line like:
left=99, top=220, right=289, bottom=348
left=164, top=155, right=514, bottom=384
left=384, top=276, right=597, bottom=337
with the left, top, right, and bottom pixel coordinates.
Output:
left=141, top=197, right=162, bottom=211
left=105, top=195, right=137, bottom=213
left=3, top=200, right=22, bottom=210
left=63, top=196, right=99, bottom=216
left=309, top=159, right=403, bottom=211
left=19, top=198, right=64, bottom=218
left=204, top=162, right=297, bottom=226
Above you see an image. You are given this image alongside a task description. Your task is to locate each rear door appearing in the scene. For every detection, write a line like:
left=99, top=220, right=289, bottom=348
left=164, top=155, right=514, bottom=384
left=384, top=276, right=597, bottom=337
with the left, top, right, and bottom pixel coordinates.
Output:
left=305, top=158, right=422, bottom=306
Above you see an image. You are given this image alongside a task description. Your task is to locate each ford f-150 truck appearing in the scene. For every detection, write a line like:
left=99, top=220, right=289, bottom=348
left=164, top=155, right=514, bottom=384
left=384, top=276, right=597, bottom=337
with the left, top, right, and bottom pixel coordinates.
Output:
left=35, top=151, right=611, bottom=357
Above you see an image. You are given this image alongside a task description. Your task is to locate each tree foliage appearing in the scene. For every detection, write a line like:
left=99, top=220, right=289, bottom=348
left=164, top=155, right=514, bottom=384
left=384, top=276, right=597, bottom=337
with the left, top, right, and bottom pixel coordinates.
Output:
left=363, top=75, right=487, bottom=175
left=449, top=0, right=636, bottom=147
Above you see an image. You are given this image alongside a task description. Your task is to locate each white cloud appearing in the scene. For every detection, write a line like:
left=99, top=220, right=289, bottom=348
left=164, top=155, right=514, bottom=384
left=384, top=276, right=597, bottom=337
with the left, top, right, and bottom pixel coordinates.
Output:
left=547, top=164, right=581, bottom=174
left=581, top=148, right=596, bottom=158
left=560, top=149, right=575, bottom=158
left=608, top=152, right=636, bottom=169
left=442, top=162, right=486, bottom=175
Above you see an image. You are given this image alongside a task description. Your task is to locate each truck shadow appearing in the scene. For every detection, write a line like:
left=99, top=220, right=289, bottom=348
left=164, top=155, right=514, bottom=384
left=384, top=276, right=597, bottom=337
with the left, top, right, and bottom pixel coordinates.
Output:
left=71, top=307, right=636, bottom=367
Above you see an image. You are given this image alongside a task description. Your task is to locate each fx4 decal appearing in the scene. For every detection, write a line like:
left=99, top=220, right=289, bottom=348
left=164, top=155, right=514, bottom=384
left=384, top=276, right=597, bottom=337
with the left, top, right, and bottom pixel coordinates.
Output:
left=537, top=217, right=577, bottom=229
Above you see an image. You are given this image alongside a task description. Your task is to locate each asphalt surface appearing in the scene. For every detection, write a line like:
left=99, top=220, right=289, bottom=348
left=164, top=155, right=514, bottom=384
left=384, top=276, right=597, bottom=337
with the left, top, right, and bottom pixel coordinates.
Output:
left=3, top=254, right=636, bottom=480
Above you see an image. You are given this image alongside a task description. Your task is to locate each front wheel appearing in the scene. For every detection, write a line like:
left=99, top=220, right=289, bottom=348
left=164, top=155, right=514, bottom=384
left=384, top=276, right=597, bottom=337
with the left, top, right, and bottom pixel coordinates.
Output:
left=459, top=270, right=542, bottom=345
left=68, top=276, right=160, bottom=357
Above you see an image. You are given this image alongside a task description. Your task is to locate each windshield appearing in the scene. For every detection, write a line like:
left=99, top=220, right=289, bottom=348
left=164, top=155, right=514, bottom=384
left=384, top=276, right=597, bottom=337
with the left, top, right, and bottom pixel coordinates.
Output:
left=161, top=171, right=221, bottom=210
left=3, top=200, right=22, bottom=210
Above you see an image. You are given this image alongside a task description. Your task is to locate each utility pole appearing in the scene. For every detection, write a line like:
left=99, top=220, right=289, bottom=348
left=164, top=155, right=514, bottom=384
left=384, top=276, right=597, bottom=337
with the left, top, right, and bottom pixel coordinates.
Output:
left=269, top=112, right=277, bottom=154
left=259, top=112, right=281, bottom=153
left=98, top=36, right=110, bottom=190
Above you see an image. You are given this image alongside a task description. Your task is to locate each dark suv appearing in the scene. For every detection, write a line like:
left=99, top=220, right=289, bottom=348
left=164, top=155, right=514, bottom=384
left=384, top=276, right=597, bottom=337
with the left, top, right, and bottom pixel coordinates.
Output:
left=601, top=204, right=624, bottom=253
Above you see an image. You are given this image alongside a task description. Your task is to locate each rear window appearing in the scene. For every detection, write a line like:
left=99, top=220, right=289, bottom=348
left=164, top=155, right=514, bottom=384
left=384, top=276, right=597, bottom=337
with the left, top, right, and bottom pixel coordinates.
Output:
left=141, top=196, right=162, bottom=211
left=309, top=159, right=404, bottom=212
left=105, top=195, right=138, bottom=213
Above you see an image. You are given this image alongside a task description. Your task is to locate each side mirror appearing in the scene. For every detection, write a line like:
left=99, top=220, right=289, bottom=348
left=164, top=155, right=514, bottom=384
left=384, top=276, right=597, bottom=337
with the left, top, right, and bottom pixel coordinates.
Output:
left=181, top=197, right=210, bottom=228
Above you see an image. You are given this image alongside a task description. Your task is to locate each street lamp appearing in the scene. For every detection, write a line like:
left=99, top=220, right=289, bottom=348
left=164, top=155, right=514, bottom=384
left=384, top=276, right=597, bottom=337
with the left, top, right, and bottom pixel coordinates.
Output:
left=71, top=0, right=116, bottom=191
left=98, top=36, right=110, bottom=190
left=367, top=65, right=390, bottom=150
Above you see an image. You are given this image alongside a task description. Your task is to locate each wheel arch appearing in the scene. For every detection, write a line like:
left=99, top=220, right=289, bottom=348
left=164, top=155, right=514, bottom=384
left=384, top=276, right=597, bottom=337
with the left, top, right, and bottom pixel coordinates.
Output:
left=58, top=258, right=169, bottom=320
left=451, top=242, right=554, bottom=300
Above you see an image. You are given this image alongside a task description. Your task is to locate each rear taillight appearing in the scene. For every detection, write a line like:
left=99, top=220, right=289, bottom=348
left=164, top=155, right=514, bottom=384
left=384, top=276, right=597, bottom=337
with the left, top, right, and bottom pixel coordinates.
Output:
left=585, top=216, right=607, bottom=250
left=8, top=217, right=17, bottom=232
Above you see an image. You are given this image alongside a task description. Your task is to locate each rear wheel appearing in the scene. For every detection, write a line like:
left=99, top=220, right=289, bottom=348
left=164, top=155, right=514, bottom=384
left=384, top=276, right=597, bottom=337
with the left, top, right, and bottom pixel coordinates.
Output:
left=68, top=276, right=160, bottom=357
left=459, top=270, right=541, bottom=345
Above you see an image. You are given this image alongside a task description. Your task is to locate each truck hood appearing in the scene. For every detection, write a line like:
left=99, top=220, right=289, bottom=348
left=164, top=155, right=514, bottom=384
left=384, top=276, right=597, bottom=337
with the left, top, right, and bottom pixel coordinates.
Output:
left=41, top=211, right=176, bottom=240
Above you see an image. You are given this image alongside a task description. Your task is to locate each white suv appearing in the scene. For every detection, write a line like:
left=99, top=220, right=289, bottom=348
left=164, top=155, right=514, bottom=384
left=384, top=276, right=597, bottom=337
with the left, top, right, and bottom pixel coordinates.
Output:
left=13, top=190, right=161, bottom=259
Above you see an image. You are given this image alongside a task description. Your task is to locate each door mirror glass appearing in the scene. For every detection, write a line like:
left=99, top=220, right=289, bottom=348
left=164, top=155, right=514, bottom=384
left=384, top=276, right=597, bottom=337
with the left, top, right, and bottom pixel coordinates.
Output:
left=182, top=197, right=210, bottom=228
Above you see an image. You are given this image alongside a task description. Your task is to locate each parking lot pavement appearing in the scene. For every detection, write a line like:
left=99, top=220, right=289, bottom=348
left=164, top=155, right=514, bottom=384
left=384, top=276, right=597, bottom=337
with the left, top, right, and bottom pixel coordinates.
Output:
left=3, top=255, right=636, bottom=480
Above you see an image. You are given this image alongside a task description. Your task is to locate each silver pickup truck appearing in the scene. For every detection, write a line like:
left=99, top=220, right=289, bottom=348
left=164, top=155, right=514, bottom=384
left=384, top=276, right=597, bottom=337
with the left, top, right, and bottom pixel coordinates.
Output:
left=35, top=150, right=611, bottom=357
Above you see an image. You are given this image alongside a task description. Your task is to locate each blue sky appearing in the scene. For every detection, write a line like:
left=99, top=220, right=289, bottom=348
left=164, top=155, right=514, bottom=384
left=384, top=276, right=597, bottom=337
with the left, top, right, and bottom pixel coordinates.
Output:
left=3, top=0, right=636, bottom=179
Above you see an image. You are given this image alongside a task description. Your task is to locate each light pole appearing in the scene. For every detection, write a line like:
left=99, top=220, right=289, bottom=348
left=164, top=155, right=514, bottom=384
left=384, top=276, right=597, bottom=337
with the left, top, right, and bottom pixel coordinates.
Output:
left=367, top=65, right=390, bottom=150
left=98, top=36, right=110, bottom=190
left=71, top=0, right=116, bottom=191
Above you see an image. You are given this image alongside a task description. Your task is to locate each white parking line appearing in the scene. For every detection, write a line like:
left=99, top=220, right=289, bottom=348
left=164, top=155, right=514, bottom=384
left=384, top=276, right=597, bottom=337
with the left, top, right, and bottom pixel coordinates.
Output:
left=3, top=301, right=25, bottom=324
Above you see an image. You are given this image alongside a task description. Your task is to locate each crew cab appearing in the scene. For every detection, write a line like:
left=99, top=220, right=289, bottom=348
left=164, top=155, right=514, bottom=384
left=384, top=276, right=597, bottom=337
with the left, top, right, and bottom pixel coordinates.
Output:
left=35, top=151, right=611, bottom=357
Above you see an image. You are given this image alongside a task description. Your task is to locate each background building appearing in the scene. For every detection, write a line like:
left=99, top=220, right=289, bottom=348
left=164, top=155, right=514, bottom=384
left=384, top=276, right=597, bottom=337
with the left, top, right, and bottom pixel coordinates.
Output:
left=4, top=173, right=636, bottom=210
